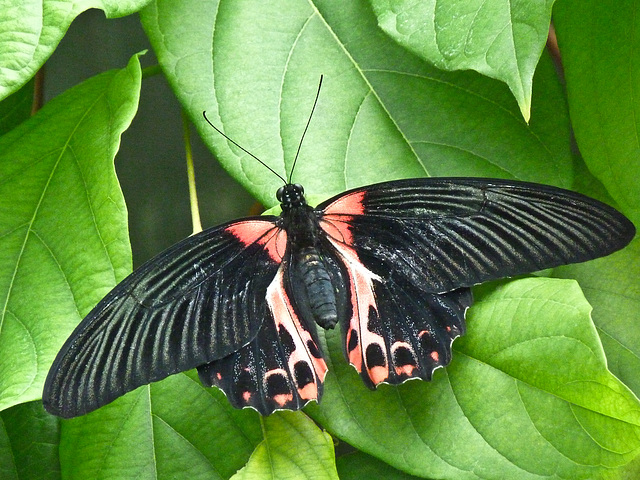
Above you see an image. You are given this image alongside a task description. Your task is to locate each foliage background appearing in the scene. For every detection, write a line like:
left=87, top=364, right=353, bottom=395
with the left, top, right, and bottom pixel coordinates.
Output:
left=0, top=1, right=639, bottom=479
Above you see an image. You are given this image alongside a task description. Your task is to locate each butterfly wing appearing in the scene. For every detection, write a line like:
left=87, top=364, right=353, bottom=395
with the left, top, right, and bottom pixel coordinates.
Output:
left=43, top=217, right=286, bottom=418
left=319, top=177, right=635, bottom=292
left=316, top=177, right=635, bottom=387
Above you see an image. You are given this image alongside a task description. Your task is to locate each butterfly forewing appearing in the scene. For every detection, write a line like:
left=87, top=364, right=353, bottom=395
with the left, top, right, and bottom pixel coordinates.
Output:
left=318, top=178, right=635, bottom=294
left=43, top=217, right=283, bottom=418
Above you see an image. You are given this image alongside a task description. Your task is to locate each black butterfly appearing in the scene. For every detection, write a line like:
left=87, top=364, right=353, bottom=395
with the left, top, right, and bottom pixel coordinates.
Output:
left=42, top=173, right=635, bottom=417
left=42, top=83, right=636, bottom=418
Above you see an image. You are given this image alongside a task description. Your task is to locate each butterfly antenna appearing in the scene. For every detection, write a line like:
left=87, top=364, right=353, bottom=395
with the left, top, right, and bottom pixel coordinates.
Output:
left=289, top=75, right=324, bottom=184
left=202, top=111, right=287, bottom=184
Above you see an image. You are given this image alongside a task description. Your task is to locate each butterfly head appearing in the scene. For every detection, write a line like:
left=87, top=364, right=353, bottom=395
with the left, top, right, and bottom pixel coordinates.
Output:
left=277, top=183, right=307, bottom=210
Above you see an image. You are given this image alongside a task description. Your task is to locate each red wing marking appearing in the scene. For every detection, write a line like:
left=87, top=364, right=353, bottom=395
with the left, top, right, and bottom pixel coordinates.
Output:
left=320, top=191, right=366, bottom=245
left=419, top=331, right=441, bottom=364
left=324, top=235, right=390, bottom=386
left=264, top=368, right=295, bottom=406
left=322, top=190, right=366, bottom=216
left=369, top=366, right=388, bottom=385
left=395, top=364, right=417, bottom=376
left=266, top=267, right=328, bottom=403
left=391, top=341, right=418, bottom=376
left=320, top=216, right=355, bottom=245
left=298, top=380, right=318, bottom=400
left=226, top=221, right=286, bottom=262
left=273, top=393, right=295, bottom=407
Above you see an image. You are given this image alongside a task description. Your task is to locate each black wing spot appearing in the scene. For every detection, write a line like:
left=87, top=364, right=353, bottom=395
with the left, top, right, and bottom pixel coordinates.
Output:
left=228, top=368, right=258, bottom=405
left=277, top=324, right=296, bottom=352
left=393, top=345, right=415, bottom=367
left=266, top=372, right=290, bottom=397
left=347, top=329, right=359, bottom=352
left=306, top=339, right=322, bottom=359
left=234, top=368, right=256, bottom=392
left=365, top=343, right=386, bottom=368
left=293, top=361, right=314, bottom=387
left=418, top=329, right=436, bottom=352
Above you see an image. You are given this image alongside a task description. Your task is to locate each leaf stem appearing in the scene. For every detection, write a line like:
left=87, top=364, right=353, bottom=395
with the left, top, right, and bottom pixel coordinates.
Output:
left=182, top=110, right=203, bottom=234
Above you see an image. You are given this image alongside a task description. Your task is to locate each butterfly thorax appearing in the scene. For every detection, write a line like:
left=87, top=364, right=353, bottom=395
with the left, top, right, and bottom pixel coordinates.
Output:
left=277, top=183, right=319, bottom=246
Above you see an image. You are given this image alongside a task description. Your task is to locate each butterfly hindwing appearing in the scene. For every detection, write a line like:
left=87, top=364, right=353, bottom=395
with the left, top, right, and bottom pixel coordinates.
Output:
left=350, top=281, right=472, bottom=388
left=43, top=217, right=285, bottom=418
left=318, top=216, right=472, bottom=387
left=198, top=261, right=328, bottom=415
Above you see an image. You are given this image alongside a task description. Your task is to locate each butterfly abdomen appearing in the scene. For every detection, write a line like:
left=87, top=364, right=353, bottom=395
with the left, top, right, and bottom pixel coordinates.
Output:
left=293, top=246, right=338, bottom=329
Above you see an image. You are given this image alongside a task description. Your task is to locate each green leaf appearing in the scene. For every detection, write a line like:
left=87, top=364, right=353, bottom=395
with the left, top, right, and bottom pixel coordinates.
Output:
left=0, top=401, right=60, bottom=480
left=60, top=372, right=262, bottom=480
left=554, top=0, right=640, bottom=225
left=140, top=0, right=573, bottom=209
left=368, top=0, right=556, bottom=121
left=231, top=412, right=338, bottom=480
left=554, top=238, right=640, bottom=397
left=0, top=77, right=33, bottom=136
left=61, top=388, right=157, bottom=480
left=1, top=0, right=629, bottom=477
left=308, top=278, right=640, bottom=479
left=555, top=161, right=640, bottom=406
left=0, top=0, right=153, bottom=101
left=336, top=451, right=423, bottom=480
left=139, top=3, right=638, bottom=476
left=0, top=53, right=141, bottom=412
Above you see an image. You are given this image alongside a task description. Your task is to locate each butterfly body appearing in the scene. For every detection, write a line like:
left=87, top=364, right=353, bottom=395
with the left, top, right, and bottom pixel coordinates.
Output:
left=276, top=184, right=342, bottom=329
left=43, top=177, right=635, bottom=418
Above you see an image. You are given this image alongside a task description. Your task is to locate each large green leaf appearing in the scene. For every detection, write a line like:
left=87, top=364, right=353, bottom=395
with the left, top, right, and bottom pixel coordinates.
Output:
left=0, top=0, right=152, bottom=101
left=367, top=0, right=555, bottom=121
left=0, top=78, right=33, bottom=136
left=0, top=53, right=141, bottom=412
left=553, top=0, right=640, bottom=225
left=555, top=239, right=640, bottom=397
left=136, top=0, right=638, bottom=477
left=0, top=401, right=60, bottom=480
left=231, top=412, right=338, bottom=480
left=60, top=371, right=262, bottom=480
left=553, top=165, right=640, bottom=401
left=0, top=0, right=629, bottom=477
left=308, top=278, right=640, bottom=479
left=140, top=0, right=573, bottom=210
left=336, top=451, right=423, bottom=480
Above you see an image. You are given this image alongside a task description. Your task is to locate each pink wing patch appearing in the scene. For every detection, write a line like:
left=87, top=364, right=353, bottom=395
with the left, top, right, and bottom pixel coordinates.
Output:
left=265, top=267, right=328, bottom=405
left=226, top=221, right=286, bottom=262
left=322, top=190, right=366, bottom=216
left=320, top=191, right=366, bottom=245
left=320, top=213, right=392, bottom=386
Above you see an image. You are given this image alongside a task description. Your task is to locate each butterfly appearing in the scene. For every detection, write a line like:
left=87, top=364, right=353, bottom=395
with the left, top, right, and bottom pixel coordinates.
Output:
left=42, top=81, right=636, bottom=419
